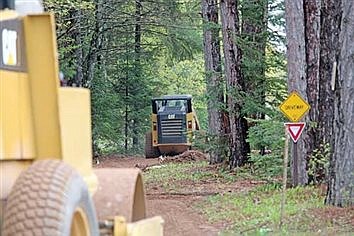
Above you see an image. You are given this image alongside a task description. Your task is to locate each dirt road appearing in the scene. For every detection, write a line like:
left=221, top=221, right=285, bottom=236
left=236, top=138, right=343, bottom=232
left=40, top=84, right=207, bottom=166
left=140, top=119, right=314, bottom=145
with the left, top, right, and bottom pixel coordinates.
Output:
left=94, top=155, right=220, bottom=236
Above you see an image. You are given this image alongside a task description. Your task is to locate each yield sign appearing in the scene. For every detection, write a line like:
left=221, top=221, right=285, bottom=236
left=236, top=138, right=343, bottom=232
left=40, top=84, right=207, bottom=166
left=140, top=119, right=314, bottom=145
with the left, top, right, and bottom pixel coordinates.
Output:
left=285, top=122, right=306, bottom=143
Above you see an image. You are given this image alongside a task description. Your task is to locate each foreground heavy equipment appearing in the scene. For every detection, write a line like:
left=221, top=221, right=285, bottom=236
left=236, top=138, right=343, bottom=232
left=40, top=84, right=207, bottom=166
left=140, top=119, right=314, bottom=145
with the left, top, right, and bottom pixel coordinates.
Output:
left=145, top=95, right=200, bottom=158
left=0, top=1, right=163, bottom=235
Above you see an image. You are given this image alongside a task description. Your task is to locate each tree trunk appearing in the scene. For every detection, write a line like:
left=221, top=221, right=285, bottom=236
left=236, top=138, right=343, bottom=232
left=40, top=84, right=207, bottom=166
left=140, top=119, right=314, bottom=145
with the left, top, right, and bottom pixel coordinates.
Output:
left=303, top=0, right=321, bottom=183
left=90, top=0, right=104, bottom=156
left=241, top=0, right=268, bottom=155
left=132, top=0, right=142, bottom=149
left=285, top=0, right=309, bottom=186
left=84, top=0, right=104, bottom=88
left=74, top=9, right=83, bottom=87
left=202, top=0, right=225, bottom=164
left=220, top=0, right=250, bottom=168
left=326, top=0, right=354, bottom=207
left=317, top=0, right=341, bottom=152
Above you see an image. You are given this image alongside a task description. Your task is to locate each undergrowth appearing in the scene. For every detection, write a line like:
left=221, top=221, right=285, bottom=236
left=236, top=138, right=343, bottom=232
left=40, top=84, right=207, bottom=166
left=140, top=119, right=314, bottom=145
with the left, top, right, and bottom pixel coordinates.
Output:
left=196, top=186, right=328, bottom=235
left=144, top=161, right=353, bottom=235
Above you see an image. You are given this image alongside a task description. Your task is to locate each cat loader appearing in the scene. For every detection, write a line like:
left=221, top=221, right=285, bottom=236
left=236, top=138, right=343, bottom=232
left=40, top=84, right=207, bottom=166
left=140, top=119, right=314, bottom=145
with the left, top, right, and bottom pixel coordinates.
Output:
left=0, top=1, right=163, bottom=235
left=145, top=95, right=200, bottom=158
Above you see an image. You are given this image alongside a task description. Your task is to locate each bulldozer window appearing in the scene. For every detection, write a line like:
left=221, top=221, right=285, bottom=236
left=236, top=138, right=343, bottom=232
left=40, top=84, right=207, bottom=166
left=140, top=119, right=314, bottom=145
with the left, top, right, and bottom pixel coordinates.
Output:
left=165, top=100, right=186, bottom=111
left=152, top=98, right=191, bottom=113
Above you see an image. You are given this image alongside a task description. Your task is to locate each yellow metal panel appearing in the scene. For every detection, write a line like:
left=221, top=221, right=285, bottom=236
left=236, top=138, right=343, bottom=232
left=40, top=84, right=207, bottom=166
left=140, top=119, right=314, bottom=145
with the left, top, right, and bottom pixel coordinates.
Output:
left=23, top=14, right=62, bottom=160
left=114, top=216, right=128, bottom=236
left=0, top=70, right=21, bottom=159
left=19, top=72, right=36, bottom=158
left=0, top=160, right=32, bottom=199
left=126, top=216, right=164, bottom=236
left=151, top=114, right=158, bottom=147
left=186, top=112, right=194, bottom=142
left=58, top=88, right=97, bottom=193
left=0, top=10, right=18, bottom=20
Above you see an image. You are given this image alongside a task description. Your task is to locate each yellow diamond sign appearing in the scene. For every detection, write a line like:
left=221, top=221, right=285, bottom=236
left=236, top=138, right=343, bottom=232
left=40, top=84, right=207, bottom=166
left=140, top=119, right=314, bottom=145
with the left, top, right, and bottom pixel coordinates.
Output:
left=279, top=91, right=310, bottom=122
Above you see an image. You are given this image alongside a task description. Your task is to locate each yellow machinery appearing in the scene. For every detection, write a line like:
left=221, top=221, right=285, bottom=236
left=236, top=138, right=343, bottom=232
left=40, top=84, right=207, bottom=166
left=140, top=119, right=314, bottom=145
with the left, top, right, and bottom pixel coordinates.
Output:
left=145, top=95, right=200, bottom=158
left=0, top=1, right=163, bottom=235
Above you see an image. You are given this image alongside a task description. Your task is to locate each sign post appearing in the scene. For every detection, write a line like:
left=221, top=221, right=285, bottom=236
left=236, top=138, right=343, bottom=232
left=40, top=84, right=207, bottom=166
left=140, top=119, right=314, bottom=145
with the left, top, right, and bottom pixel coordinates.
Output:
left=278, top=91, right=310, bottom=228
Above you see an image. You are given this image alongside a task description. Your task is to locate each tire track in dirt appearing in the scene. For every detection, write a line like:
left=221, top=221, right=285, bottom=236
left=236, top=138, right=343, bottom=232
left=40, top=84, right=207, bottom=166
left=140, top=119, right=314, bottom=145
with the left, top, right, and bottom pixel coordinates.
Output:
left=94, top=155, right=221, bottom=236
left=147, top=197, right=219, bottom=236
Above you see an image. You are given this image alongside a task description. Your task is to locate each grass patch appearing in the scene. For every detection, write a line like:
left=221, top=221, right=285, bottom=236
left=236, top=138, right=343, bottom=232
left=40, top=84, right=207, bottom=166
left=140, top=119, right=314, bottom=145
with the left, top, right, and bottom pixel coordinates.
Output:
left=144, top=161, right=214, bottom=191
left=195, top=185, right=354, bottom=235
left=144, top=161, right=242, bottom=192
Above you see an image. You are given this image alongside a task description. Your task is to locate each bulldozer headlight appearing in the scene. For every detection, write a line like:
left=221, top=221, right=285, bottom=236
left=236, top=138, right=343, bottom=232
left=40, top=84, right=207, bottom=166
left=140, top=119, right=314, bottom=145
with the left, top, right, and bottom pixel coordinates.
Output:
left=188, top=121, right=192, bottom=129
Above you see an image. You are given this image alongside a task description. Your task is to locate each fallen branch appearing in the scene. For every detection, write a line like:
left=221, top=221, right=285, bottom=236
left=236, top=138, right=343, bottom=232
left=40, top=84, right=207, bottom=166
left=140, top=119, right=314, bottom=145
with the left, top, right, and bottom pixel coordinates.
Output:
left=146, top=191, right=219, bottom=197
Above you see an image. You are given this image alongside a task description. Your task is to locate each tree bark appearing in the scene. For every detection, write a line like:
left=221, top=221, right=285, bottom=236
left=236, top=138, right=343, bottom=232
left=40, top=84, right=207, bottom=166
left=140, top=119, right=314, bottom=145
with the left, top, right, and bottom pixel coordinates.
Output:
left=220, top=0, right=250, bottom=168
left=84, top=0, right=105, bottom=88
left=303, top=0, right=321, bottom=183
left=317, top=0, right=341, bottom=151
left=241, top=0, right=268, bottom=155
left=74, top=9, right=83, bottom=87
left=202, top=0, right=225, bottom=164
left=285, top=0, right=309, bottom=186
left=132, top=0, right=142, bottom=148
left=326, top=0, right=354, bottom=207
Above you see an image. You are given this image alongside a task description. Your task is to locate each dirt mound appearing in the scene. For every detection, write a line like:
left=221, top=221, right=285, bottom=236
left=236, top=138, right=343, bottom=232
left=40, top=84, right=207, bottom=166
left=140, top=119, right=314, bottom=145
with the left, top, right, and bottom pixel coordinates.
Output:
left=94, top=151, right=208, bottom=171
left=159, top=150, right=208, bottom=164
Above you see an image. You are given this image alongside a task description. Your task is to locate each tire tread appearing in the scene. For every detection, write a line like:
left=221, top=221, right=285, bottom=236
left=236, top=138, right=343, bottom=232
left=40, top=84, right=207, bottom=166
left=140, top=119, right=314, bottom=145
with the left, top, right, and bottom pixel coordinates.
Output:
left=3, top=161, right=77, bottom=236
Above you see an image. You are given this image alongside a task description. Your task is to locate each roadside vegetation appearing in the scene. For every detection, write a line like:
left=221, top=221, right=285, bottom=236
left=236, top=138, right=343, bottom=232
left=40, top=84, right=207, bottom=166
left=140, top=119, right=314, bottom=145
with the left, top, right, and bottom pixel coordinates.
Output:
left=144, top=160, right=354, bottom=235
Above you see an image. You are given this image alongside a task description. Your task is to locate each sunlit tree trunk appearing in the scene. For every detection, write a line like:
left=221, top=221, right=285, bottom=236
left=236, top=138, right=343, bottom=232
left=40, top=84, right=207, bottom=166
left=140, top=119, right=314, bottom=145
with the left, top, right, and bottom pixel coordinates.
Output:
left=285, top=0, right=309, bottom=185
left=326, top=0, right=354, bottom=207
left=220, top=0, right=250, bottom=168
left=202, top=0, right=225, bottom=164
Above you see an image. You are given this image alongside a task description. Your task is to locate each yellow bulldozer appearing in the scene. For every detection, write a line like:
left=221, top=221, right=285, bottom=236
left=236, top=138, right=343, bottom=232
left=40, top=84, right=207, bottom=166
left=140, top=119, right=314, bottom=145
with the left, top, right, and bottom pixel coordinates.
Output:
left=0, top=1, right=163, bottom=235
left=145, top=95, right=200, bottom=158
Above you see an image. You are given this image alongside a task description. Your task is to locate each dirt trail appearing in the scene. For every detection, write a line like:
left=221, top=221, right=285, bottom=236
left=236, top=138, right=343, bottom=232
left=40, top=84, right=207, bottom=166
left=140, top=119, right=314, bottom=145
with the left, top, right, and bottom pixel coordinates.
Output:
left=147, top=198, right=218, bottom=236
left=94, top=155, right=220, bottom=236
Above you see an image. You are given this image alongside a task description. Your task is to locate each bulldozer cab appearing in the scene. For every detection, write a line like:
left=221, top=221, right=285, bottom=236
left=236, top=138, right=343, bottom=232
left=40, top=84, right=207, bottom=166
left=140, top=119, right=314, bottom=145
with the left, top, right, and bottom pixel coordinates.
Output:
left=154, top=97, right=190, bottom=113
left=145, top=95, right=199, bottom=158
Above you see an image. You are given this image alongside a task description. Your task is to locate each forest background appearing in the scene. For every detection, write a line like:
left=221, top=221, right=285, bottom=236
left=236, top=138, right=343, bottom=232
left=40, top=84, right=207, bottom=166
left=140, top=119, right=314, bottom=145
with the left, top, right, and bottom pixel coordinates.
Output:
left=43, top=0, right=353, bottom=207
left=44, top=0, right=285, bottom=156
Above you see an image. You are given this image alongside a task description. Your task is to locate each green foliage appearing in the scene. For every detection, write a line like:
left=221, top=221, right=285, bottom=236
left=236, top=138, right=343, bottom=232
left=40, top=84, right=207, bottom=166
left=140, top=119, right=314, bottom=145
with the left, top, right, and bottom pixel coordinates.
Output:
left=247, top=119, right=285, bottom=152
left=191, top=130, right=208, bottom=152
left=46, top=0, right=205, bottom=155
left=246, top=119, right=285, bottom=178
left=46, top=0, right=286, bottom=158
left=155, top=55, right=208, bottom=130
left=44, top=0, right=95, bottom=82
left=249, top=154, right=283, bottom=179
left=308, top=143, right=331, bottom=184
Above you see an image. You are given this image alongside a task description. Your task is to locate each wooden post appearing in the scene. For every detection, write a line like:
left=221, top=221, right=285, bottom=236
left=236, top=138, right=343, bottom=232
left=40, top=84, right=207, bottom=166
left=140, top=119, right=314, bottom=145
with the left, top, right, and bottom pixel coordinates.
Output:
left=280, top=125, right=289, bottom=228
left=292, top=142, right=298, bottom=185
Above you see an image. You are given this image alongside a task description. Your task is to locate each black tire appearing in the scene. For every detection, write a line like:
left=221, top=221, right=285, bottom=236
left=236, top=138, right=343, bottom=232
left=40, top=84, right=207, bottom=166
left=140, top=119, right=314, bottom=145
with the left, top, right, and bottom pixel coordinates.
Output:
left=145, top=132, right=160, bottom=158
left=2, top=160, right=99, bottom=236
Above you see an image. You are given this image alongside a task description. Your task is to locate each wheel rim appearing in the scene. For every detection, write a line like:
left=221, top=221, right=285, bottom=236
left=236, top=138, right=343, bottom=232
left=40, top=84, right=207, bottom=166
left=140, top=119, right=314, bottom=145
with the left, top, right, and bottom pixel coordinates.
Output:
left=71, top=207, right=90, bottom=236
